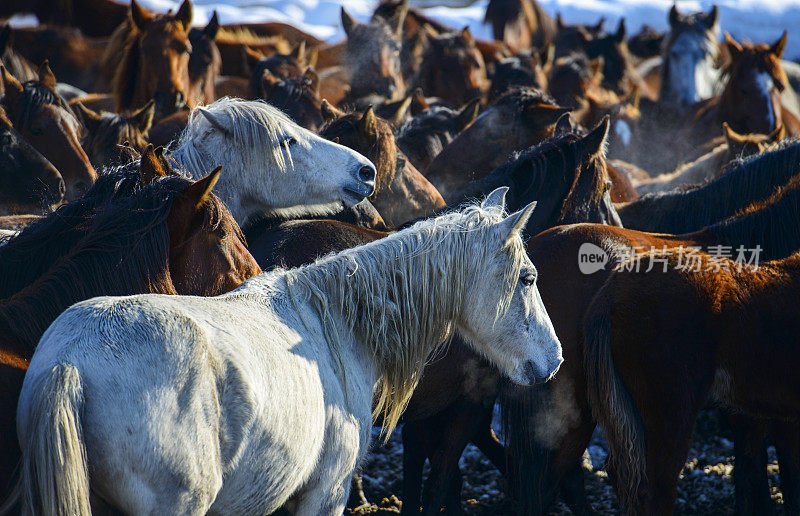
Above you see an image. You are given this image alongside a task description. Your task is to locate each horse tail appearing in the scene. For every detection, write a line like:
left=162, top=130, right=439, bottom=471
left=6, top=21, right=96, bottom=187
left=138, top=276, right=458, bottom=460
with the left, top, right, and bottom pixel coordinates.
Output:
left=583, top=284, right=646, bottom=513
left=11, top=363, right=91, bottom=516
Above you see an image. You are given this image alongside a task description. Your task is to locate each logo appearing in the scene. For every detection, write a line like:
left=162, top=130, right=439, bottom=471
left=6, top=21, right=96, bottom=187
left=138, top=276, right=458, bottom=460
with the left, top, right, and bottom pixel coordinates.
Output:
left=578, top=243, right=608, bottom=274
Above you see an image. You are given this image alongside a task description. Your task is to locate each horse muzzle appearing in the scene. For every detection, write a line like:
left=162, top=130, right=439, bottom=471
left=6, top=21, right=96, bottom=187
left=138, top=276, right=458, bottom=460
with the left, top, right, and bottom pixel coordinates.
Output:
left=153, top=90, right=186, bottom=118
left=522, top=357, right=564, bottom=386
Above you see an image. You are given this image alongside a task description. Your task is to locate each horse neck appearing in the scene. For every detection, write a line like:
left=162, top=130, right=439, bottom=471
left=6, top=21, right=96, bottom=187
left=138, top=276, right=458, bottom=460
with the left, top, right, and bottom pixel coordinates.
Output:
left=113, top=30, right=143, bottom=111
left=282, top=215, right=498, bottom=431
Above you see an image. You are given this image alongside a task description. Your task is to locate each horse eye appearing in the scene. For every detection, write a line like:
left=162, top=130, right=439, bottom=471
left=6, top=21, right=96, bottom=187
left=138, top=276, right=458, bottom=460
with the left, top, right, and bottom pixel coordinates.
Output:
left=520, top=273, right=536, bottom=286
left=283, top=137, right=297, bottom=146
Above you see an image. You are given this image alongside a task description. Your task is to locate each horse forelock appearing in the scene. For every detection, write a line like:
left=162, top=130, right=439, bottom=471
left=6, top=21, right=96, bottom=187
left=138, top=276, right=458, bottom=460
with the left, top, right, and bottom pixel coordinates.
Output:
left=282, top=202, right=526, bottom=436
left=6, top=81, right=77, bottom=134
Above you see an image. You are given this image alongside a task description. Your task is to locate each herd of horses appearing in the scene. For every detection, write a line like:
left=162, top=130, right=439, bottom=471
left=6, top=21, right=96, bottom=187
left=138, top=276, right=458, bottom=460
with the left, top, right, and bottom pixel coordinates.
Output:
left=1, top=0, right=800, bottom=513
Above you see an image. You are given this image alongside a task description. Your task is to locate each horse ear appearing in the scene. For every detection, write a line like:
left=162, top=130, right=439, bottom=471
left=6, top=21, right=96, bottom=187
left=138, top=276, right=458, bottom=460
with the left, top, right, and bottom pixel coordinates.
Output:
left=725, top=32, right=743, bottom=59
left=0, top=65, right=23, bottom=106
left=539, top=42, right=555, bottom=71
left=412, top=87, right=429, bottom=114
left=387, top=0, right=408, bottom=38
left=302, top=67, right=319, bottom=94
left=359, top=105, right=377, bottom=138
left=74, top=102, right=102, bottom=132
left=460, top=26, right=474, bottom=45
left=320, top=99, right=343, bottom=121
left=174, top=0, right=193, bottom=32
left=290, top=40, right=306, bottom=63
left=615, top=18, right=626, bottom=44
left=204, top=11, right=220, bottom=39
left=139, top=144, right=168, bottom=184
left=182, top=165, right=222, bottom=210
left=129, top=99, right=155, bottom=133
left=556, top=13, right=566, bottom=30
left=341, top=7, right=357, bottom=37
left=702, top=5, right=719, bottom=29
left=591, top=17, right=605, bottom=33
left=244, top=47, right=263, bottom=73
left=500, top=201, right=537, bottom=246
left=456, top=97, right=481, bottom=131
left=390, top=96, right=412, bottom=126
left=129, top=0, right=152, bottom=32
left=771, top=31, right=788, bottom=59
left=197, top=107, right=231, bottom=136
left=580, top=116, right=610, bottom=158
left=0, top=25, right=10, bottom=55
left=481, top=186, right=508, bottom=211
left=668, top=5, right=681, bottom=28
left=722, top=122, right=746, bottom=147
left=553, top=112, right=572, bottom=137
left=306, top=47, right=318, bottom=69
left=37, top=60, right=57, bottom=91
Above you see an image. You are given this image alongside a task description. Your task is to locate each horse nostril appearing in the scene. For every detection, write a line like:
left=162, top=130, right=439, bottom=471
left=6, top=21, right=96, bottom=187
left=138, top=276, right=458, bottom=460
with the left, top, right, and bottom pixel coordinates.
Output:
left=358, top=166, right=376, bottom=183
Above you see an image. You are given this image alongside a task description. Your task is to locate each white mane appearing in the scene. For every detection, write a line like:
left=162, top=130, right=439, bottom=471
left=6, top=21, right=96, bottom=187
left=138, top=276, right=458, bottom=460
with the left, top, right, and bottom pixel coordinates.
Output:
left=280, top=202, right=528, bottom=435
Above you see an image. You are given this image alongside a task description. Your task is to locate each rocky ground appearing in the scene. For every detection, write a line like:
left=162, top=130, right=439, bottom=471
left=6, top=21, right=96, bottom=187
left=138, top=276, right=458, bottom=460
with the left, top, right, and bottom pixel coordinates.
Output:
left=350, top=409, right=787, bottom=515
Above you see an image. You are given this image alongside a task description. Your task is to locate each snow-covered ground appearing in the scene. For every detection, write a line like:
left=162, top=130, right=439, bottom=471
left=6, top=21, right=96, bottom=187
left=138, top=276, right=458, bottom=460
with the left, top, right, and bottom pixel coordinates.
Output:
left=9, top=0, right=800, bottom=57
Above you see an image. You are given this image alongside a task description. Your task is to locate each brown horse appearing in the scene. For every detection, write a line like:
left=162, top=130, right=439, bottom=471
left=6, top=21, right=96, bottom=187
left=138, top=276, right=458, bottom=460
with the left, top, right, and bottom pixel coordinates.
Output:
left=584, top=193, right=800, bottom=513
left=341, top=6, right=406, bottom=101
left=424, top=88, right=569, bottom=196
left=255, top=68, right=325, bottom=131
left=693, top=32, right=800, bottom=141
left=580, top=18, right=648, bottom=98
left=1, top=63, right=96, bottom=201
left=0, top=150, right=261, bottom=499
left=106, top=0, right=193, bottom=120
left=395, top=99, right=480, bottom=171
left=553, top=14, right=605, bottom=58
left=488, top=51, right=549, bottom=102
left=74, top=100, right=154, bottom=169
left=320, top=106, right=445, bottom=227
left=484, top=0, right=556, bottom=54
left=500, top=141, right=800, bottom=515
left=0, top=106, right=64, bottom=215
left=187, top=12, right=221, bottom=106
left=415, top=27, right=488, bottom=108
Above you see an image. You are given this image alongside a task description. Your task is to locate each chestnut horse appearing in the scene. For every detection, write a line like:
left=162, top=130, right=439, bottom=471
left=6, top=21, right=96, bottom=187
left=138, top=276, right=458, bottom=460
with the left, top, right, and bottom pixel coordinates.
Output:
left=501, top=142, right=800, bottom=515
left=320, top=106, right=445, bottom=227
left=484, top=0, right=556, bottom=54
left=187, top=12, right=221, bottom=106
left=693, top=32, right=800, bottom=142
left=0, top=106, right=64, bottom=215
left=0, top=151, right=261, bottom=500
left=0, top=63, right=96, bottom=201
left=107, top=0, right=193, bottom=120
left=584, top=185, right=800, bottom=513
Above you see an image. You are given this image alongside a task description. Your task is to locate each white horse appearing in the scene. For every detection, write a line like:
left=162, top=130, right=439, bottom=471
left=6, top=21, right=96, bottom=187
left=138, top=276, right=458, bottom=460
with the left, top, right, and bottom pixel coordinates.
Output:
left=169, top=98, right=378, bottom=225
left=659, top=5, right=721, bottom=108
left=13, top=188, right=562, bottom=516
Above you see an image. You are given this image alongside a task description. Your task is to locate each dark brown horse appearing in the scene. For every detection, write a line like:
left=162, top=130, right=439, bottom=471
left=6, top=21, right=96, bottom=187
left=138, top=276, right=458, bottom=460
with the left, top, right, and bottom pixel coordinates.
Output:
left=553, top=14, right=605, bottom=58
left=395, top=99, right=480, bottom=171
left=415, top=27, right=488, bottom=108
left=484, top=0, right=556, bottom=54
left=500, top=141, right=800, bottom=515
left=489, top=51, right=549, bottom=102
left=0, top=106, right=64, bottom=215
left=341, top=6, right=406, bottom=101
left=1, top=63, right=96, bottom=201
left=187, top=12, right=221, bottom=106
left=424, top=88, right=569, bottom=196
left=320, top=106, right=445, bottom=227
left=255, top=68, right=325, bottom=131
left=0, top=150, right=261, bottom=499
left=106, top=0, right=193, bottom=120
left=74, top=100, right=154, bottom=169
left=693, top=32, right=800, bottom=141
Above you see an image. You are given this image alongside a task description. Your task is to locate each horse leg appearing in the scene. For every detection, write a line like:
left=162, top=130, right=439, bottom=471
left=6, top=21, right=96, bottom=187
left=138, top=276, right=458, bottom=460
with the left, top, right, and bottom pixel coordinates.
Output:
left=729, top=413, right=773, bottom=515
left=401, top=421, right=428, bottom=515
left=420, top=406, right=479, bottom=515
left=560, top=462, right=596, bottom=515
left=471, top=415, right=506, bottom=474
left=773, top=420, right=800, bottom=515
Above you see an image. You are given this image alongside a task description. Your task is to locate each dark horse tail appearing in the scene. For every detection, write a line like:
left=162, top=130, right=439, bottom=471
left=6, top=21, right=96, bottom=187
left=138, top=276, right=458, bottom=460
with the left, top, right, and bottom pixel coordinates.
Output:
left=583, top=280, right=646, bottom=513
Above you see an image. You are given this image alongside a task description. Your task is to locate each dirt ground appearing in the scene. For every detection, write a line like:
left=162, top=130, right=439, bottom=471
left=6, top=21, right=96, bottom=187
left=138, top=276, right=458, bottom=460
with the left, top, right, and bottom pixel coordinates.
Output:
left=349, top=408, right=789, bottom=515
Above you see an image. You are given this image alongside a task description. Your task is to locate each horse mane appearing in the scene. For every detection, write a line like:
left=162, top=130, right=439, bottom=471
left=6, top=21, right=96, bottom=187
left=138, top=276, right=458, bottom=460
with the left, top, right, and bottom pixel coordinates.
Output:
left=319, top=112, right=397, bottom=194
left=618, top=139, right=800, bottom=233
left=282, top=202, right=527, bottom=436
left=111, top=20, right=142, bottom=112
left=171, top=98, right=295, bottom=177
left=707, top=173, right=800, bottom=261
left=454, top=132, right=607, bottom=229
left=0, top=175, right=210, bottom=355
left=0, top=165, right=145, bottom=300
left=216, top=26, right=291, bottom=52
